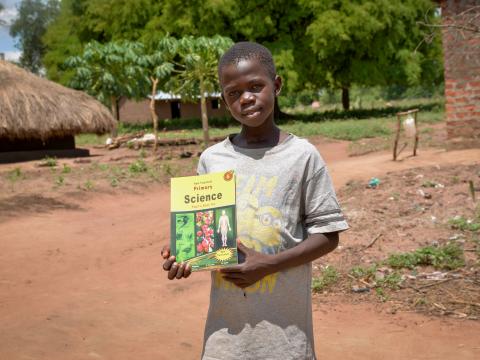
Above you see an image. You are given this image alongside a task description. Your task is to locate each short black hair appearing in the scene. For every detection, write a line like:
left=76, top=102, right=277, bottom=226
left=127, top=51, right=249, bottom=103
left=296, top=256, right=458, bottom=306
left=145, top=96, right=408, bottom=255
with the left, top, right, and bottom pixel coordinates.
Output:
left=218, top=42, right=276, bottom=81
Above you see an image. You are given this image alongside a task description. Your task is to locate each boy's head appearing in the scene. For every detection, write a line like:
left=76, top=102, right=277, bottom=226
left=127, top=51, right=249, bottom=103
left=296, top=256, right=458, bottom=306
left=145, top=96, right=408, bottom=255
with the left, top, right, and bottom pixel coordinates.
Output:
left=218, top=42, right=282, bottom=128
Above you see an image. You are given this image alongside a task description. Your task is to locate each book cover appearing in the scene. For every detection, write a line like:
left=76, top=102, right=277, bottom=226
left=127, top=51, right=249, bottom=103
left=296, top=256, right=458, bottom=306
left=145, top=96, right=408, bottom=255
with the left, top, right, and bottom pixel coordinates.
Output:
left=170, top=170, right=237, bottom=271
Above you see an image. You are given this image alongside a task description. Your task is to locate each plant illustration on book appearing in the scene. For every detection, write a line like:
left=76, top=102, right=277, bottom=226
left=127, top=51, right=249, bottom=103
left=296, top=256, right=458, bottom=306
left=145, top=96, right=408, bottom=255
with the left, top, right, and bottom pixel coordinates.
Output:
left=196, top=211, right=215, bottom=254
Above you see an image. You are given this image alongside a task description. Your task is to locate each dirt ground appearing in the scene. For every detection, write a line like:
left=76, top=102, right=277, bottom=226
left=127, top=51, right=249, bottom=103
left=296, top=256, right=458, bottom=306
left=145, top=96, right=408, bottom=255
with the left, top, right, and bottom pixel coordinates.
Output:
left=1, top=128, right=480, bottom=360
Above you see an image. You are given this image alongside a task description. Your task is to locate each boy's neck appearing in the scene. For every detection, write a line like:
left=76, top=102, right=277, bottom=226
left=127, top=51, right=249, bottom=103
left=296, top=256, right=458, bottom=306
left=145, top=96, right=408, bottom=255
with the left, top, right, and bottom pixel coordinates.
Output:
left=233, top=118, right=286, bottom=149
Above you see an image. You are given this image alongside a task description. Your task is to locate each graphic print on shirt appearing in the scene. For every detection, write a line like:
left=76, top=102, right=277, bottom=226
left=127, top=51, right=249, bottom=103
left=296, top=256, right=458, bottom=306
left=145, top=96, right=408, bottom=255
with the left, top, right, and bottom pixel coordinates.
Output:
left=214, top=174, right=283, bottom=294
left=236, top=174, right=283, bottom=254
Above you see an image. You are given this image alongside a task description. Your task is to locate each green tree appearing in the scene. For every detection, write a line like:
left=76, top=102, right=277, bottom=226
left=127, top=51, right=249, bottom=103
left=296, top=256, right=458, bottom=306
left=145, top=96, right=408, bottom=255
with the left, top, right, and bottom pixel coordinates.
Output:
left=170, top=36, right=233, bottom=145
left=301, top=0, right=443, bottom=110
left=0, top=2, right=5, bottom=26
left=9, top=0, right=60, bottom=73
left=137, top=37, right=177, bottom=152
left=65, top=41, right=147, bottom=134
left=42, top=0, right=90, bottom=83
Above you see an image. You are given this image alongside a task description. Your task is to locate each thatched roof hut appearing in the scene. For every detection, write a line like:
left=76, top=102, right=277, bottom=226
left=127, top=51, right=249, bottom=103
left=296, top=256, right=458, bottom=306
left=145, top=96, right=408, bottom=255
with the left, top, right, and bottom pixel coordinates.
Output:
left=0, top=60, right=115, bottom=145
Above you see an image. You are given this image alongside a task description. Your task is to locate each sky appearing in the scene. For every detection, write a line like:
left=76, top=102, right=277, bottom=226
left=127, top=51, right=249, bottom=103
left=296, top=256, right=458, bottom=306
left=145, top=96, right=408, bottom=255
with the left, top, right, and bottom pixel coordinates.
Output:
left=0, top=0, right=21, bottom=61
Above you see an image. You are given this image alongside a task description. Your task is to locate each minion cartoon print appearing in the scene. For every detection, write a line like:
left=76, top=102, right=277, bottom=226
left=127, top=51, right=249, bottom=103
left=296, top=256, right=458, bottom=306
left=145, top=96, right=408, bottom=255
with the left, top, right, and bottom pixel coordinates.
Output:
left=236, top=175, right=283, bottom=254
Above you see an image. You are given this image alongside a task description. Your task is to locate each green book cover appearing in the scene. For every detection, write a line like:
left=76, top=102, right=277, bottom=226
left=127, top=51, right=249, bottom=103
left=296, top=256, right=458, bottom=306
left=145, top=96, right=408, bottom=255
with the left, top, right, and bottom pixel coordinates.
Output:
left=170, top=170, right=238, bottom=271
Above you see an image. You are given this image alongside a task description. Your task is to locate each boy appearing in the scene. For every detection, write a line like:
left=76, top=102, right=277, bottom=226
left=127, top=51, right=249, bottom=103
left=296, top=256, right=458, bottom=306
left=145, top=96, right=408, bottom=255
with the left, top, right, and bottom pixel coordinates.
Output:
left=162, top=42, right=348, bottom=360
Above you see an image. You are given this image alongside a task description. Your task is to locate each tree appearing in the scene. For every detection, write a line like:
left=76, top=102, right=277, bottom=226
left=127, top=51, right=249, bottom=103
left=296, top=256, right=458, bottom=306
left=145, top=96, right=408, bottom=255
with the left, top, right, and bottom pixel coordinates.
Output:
left=65, top=41, right=147, bottom=135
left=136, top=37, right=177, bottom=152
left=9, top=0, right=60, bottom=73
left=0, top=3, right=5, bottom=26
left=170, top=36, right=233, bottom=145
left=42, top=0, right=91, bottom=83
left=301, top=0, right=443, bottom=110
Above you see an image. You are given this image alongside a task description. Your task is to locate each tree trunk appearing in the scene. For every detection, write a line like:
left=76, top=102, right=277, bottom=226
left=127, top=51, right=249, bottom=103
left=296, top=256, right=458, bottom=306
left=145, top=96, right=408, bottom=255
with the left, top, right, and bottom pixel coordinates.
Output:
left=150, top=78, right=159, bottom=152
left=341, top=87, right=350, bottom=111
left=199, top=79, right=210, bottom=146
left=110, top=95, right=118, bottom=137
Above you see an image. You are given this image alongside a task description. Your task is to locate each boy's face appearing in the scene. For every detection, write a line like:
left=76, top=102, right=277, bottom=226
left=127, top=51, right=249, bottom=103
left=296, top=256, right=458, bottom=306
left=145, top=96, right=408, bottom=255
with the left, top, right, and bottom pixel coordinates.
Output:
left=220, top=58, right=282, bottom=128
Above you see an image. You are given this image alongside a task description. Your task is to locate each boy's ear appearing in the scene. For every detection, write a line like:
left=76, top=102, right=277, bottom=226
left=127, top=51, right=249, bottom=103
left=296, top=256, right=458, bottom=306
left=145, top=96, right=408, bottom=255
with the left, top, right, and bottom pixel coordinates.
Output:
left=274, top=75, right=283, bottom=97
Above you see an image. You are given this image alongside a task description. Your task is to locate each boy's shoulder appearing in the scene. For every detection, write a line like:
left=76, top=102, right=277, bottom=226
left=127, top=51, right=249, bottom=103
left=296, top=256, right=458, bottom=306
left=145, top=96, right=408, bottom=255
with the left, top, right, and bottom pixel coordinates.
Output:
left=288, top=134, right=326, bottom=167
left=198, top=137, right=230, bottom=161
left=198, top=134, right=325, bottom=166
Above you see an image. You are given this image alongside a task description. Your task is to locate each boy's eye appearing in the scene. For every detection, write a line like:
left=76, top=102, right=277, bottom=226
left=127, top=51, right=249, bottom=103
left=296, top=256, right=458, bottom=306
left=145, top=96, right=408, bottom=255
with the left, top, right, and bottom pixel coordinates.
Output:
left=228, top=90, right=240, bottom=97
left=251, top=84, right=263, bottom=92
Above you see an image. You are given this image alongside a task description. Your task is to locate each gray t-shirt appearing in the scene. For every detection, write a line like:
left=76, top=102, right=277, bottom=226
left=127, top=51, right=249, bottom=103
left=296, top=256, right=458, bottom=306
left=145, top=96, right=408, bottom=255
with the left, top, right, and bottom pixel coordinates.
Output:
left=197, top=134, right=348, bottom=360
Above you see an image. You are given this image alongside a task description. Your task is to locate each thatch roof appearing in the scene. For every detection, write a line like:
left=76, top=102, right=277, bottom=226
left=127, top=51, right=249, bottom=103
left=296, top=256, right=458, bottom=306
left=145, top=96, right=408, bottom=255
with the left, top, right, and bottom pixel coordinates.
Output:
left=0, top=60, right=116, bottom=140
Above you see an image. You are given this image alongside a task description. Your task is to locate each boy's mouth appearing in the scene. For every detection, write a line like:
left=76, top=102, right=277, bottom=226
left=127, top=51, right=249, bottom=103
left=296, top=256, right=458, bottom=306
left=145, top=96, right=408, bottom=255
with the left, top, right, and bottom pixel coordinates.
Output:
left=241, top=107, right=261, bottom=118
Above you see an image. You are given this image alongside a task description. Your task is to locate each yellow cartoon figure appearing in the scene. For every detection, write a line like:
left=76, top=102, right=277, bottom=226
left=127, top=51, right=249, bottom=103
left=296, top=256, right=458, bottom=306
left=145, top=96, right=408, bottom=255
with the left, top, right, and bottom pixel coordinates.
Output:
left=238, top=203, right=283, bottom=254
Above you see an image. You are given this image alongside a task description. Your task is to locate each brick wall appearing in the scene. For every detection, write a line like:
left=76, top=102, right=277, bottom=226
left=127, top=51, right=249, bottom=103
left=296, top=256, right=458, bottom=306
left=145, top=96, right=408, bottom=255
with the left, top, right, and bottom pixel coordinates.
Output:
left=440, top=0, right=480, bottom=149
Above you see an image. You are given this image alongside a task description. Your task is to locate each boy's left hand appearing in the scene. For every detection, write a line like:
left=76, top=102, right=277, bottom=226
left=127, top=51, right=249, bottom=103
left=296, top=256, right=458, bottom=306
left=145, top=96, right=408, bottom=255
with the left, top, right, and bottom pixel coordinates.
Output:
left=219, top=241, right=274, bottom=289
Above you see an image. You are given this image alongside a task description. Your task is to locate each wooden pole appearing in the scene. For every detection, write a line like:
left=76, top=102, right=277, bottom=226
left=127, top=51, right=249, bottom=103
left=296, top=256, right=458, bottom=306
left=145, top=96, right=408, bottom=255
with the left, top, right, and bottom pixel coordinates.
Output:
left=413, top=111, right=419, bottom=156
left=393, top=114, right=401, bottom=161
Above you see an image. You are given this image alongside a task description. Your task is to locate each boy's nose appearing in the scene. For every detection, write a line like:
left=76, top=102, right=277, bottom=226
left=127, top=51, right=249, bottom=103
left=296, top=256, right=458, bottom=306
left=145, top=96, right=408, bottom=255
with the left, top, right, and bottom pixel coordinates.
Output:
left=239, top=92, right=255, bottom=105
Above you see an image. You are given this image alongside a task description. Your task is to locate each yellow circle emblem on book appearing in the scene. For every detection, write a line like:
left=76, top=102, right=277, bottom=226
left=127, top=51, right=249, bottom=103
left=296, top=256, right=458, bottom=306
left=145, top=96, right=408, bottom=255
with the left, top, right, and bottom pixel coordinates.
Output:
left=215, top=248, right=234, bottom=262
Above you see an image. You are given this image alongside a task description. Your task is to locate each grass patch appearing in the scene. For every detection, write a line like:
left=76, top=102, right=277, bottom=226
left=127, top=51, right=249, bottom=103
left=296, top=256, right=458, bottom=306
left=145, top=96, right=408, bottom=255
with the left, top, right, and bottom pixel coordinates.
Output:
left=62, top=164, right=72, bottom=174
left=349, top=265, right=403, bottom=290
left=76, top=99, right=444, bottom=145
left=54, top=175, right=65, bottom=187
left=449, top=216, right=480, bottom=232
left=386, top=243, right=465, bottom=270
left=312, top=266, right=339, bottom=292
left=128, top=159, right=148, bottom=174
left=42, top=156, right=58, bottom=167
left=281, top=118, right=392, bottom=140
left=6, top=167, right=25, bottom=182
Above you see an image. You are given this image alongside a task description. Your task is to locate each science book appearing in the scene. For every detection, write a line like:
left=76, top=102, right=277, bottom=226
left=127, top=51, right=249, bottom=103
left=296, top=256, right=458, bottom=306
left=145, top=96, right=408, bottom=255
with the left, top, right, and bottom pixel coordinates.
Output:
left=170, top=170, right=238, bottom=271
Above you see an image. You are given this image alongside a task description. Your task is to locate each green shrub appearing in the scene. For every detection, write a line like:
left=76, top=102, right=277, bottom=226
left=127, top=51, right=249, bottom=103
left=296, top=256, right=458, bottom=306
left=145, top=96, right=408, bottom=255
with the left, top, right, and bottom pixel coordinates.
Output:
left=312, top=266, right=339, bottom=293
left=386, top=243, right=465, bottom=270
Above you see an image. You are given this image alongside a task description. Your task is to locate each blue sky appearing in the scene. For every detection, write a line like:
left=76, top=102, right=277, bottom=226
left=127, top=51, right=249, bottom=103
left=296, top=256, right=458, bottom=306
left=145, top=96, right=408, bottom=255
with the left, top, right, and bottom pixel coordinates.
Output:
left=0, top=0, right=21, bottom=60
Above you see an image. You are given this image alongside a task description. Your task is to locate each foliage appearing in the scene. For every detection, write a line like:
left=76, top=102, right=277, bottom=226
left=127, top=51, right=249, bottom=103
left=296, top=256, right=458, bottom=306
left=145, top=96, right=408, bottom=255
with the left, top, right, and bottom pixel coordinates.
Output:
left=449, top=216, right=480, bottom=232
left=42, top=0, right=444, bottom=113
left=349, top=264, right=402, bottom=290
left=0, top=2, right=5, bottom=26
left=300, top=0, right=444, bottom=109
left=311, top=265, right=339, bottom=292
left=169, top=36, right=233, bottom=143
left=42, top=0, right=90, bottom=83
left=386, top=243, right=465, bottom=270
left=65, top=40, right=147, bottom=119
left=62, top=164, right=72, bottom=174
left=9, top=0, right=60, bottom=73
left=6, top=168, right=25, bottom=182
left=135, top=36, right=177, bottom=150
left=42, top=156, right=57, bottom=167
left=54, top=174, right=65, bottom=186
left=128, top=159, right=148, bottom=174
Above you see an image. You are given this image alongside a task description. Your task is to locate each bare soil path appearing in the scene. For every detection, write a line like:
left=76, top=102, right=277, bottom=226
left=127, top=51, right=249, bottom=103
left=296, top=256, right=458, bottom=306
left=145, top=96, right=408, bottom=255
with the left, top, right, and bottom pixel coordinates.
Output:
left=1, top=142, right=479, bottom=360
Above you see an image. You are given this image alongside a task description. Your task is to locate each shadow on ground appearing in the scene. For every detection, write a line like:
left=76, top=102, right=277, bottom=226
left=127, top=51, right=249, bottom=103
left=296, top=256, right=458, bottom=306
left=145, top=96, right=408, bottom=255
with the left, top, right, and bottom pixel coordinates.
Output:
left=0, top=194, right=83, bottom=221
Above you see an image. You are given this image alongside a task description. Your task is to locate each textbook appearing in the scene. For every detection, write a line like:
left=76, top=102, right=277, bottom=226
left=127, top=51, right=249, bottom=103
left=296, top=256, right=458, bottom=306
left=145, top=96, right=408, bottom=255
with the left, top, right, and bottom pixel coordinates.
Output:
left=170, top=170, right=238, bottom=271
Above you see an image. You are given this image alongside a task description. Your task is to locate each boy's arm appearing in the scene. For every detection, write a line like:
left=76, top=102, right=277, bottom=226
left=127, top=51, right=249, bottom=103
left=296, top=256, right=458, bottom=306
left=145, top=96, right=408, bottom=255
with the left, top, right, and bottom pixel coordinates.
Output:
left=220, top=232, right=338, bottom=288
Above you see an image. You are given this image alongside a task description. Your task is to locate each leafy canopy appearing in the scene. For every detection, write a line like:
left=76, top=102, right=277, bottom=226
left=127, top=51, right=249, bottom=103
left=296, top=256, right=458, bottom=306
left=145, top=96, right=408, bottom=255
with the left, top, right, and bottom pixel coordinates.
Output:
left=65, top=41, right=147, bottom=106
left=9, top=0, right=60, bottom=73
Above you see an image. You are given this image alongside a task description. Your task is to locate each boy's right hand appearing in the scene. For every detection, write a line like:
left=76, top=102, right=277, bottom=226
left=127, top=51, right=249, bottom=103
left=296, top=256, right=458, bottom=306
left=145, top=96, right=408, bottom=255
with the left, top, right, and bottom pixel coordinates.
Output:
left=162, top=245, right=192, bottom=280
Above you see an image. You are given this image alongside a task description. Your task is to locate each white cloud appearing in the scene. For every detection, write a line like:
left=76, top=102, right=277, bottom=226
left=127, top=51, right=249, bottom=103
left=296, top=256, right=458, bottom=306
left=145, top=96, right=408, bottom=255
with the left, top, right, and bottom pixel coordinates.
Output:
left=3, top=50, right=21, bottom=61
left=0, top=7, right=18, bottom=25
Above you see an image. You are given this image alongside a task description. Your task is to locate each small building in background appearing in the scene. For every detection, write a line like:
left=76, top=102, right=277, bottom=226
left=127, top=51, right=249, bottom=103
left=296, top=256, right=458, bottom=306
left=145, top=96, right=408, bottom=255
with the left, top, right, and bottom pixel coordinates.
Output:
left=118, top=92, right=228, bottom=124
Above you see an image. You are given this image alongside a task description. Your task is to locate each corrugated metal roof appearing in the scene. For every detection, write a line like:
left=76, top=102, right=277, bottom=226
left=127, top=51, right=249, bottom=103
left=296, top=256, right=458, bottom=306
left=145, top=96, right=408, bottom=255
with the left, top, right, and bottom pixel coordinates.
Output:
left=148, top=91, right=221, bottom=100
